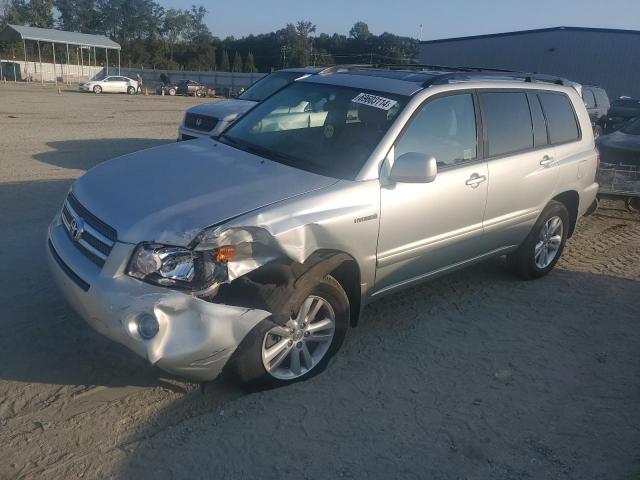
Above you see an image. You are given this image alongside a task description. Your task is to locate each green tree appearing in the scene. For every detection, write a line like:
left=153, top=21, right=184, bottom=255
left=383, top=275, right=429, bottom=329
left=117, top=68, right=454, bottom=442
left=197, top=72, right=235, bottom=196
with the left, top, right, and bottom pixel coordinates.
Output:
left=243, top=51, right=257, bottom=72
left=231, top=50, right=242, bottom=72
left=28, top=0, right=53, bottom=27
left=349, top=21, right=371, bottom=41
left=1, top=0, right=30, bottom=27
left=218, top=49, right=230, bottom=71
left=162, top=8, right=190, bottom=61
left=55, top=0, right=100, bottom=32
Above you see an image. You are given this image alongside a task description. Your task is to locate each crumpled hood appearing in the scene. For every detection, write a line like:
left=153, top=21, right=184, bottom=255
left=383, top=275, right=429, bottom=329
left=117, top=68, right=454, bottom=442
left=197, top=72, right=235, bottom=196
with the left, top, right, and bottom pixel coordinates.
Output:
left=187, top=99, right=256, bottom=121
left=71, top=138, right=338, bottom=246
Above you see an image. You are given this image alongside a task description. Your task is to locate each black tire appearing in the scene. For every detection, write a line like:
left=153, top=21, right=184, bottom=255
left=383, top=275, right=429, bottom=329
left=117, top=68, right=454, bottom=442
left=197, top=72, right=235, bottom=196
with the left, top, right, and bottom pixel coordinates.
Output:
left=127, top=86, right=135, bottom=95
left=507, top=200, right=570, bottom=279
left=626, top=197, right=640, bottom=212
left=168, top=87, right=176, bottom=96
left=231, top=275, right=349, bottom=390
left=195, top=89, right=206, bottom=98
left=93, top=85, right=102, bottom=94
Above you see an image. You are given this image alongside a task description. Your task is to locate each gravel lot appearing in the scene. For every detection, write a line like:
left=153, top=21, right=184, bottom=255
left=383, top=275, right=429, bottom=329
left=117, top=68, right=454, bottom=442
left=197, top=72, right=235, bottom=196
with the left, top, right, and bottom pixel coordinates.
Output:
left=1, top=83, right=639, bottom=480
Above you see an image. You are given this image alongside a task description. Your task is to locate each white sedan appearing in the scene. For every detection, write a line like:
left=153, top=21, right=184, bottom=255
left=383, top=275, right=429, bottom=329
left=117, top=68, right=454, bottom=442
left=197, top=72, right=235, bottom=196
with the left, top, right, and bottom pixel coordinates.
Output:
left=79, top=76, right=139, bottom=94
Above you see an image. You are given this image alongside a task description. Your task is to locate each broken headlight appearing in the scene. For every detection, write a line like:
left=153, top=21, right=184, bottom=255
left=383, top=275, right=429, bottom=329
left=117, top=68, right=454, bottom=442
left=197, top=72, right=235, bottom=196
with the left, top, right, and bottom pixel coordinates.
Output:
left=127, top=243, right=235, bottom=295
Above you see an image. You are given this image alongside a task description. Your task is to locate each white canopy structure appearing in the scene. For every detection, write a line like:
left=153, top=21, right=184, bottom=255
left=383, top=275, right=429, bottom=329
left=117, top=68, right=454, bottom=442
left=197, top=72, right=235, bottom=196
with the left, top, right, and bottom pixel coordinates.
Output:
left=0, top=24, right=122, bottom=84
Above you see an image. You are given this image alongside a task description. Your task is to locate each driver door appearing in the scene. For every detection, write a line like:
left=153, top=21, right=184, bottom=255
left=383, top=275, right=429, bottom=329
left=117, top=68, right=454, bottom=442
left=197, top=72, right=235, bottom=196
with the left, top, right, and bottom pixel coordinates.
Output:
left=375, top=92, right=489, bottom=294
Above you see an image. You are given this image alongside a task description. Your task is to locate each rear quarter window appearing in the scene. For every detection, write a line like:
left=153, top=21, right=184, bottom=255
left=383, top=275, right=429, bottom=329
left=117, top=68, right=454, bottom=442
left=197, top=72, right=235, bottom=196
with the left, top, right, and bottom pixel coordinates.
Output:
left=583, top=89, right=596, bottom=109
left=538, top=93, right=580, bottom=144
left=479, top=92, right=533, bottom=157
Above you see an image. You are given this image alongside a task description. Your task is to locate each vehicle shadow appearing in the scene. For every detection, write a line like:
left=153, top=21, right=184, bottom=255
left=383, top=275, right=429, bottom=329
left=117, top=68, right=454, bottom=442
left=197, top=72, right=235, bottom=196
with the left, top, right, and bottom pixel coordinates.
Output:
left=32, top=138, right=172, bottom=172
left=0, top=176, right=186, bottom=390
left=110, top=267, right=640, bottom=480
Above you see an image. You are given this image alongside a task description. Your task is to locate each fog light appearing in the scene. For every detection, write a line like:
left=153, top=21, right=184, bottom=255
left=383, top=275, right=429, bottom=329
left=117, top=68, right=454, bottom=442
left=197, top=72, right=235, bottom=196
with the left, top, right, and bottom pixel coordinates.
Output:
left=137, top=314, right=159, bottom=340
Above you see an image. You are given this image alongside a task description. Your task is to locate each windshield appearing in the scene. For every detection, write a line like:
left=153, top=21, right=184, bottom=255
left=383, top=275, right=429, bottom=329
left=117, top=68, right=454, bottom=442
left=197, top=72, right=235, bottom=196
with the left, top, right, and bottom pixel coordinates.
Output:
left=221, top=82, right=407, bottom=179
left=239, top=72, right=304, bottom=102
left=621, top=117, right=640, bottom=135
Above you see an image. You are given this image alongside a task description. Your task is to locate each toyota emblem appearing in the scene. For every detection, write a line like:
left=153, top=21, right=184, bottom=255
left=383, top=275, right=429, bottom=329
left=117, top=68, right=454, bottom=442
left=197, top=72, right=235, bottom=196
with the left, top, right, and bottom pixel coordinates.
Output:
left=69, top=217, right=85, bottom=242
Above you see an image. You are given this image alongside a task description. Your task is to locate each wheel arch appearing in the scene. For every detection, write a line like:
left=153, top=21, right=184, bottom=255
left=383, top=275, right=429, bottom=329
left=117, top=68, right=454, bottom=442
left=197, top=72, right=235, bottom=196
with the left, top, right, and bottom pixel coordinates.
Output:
left=552, top=190, right=579, bottom=237
left=213, top=248, right=363, bottom=327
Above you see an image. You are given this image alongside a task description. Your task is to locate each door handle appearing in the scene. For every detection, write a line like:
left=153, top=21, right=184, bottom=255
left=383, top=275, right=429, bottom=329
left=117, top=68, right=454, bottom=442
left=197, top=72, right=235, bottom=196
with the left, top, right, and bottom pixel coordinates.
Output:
left=540, top=155, right=555, bottom=167
left=465, top=173, right=487, bottom=188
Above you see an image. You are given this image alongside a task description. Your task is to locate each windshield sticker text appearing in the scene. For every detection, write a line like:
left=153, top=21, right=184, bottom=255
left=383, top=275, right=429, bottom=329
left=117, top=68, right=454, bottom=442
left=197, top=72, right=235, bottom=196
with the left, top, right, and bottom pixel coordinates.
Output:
left=351, top=93, right=398, bottom=111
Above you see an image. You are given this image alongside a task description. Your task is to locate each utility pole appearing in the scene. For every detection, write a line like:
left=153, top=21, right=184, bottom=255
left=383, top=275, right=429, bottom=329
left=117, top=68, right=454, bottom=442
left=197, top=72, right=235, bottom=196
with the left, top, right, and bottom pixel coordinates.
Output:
left=280, top=45, right=289, bottom=69
left=419, top=24, right=423, bottom=42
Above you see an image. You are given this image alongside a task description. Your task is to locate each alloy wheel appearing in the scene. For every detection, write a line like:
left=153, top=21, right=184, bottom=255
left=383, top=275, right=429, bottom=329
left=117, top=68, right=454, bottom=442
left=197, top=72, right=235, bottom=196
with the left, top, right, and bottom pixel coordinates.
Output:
left=261, top=295, right=336, bottom=380
left=534, top=216, right=563, bottom=269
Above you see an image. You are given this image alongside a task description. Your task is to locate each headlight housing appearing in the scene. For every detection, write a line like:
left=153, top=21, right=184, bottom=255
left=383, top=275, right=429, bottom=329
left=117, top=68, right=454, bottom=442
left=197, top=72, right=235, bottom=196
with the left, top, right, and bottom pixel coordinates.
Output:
left=128, top=227, right=281, bottom=297
left=127, top=243, right=234, bottom=295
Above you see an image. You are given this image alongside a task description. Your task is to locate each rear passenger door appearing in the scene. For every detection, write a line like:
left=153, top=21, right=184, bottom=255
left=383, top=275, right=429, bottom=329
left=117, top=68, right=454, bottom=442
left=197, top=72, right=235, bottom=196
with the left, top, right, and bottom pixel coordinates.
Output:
left=480, top=91, right=562, bottom=249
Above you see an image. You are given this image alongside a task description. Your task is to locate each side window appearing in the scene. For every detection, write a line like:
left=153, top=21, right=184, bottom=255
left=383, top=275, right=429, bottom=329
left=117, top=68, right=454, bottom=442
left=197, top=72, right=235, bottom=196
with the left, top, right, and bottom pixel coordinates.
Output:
left=527, top=93, right=549, bottom=147
left=583, top=89, right=596, bottom=109
left=594, top=89, right=610, bottom=110
left=395, top=93, right=477, bottom=168
left=539, top=93, right=580, bottom=144
left=479, top=92, right=533, bottom=157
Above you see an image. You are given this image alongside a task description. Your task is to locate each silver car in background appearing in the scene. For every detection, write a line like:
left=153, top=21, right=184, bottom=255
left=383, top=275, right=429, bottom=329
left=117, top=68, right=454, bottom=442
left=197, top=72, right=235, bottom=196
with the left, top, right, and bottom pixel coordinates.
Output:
left=177, top=67, right=326, bottom=140
left=48, top=67, right=598, bottom=389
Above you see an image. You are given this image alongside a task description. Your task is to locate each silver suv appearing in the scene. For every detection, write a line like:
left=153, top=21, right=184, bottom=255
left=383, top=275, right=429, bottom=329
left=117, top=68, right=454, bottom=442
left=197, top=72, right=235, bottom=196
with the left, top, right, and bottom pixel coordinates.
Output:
left=47, top=67, right=598, bottom=388
left=178, top=67, right=327, bottom=141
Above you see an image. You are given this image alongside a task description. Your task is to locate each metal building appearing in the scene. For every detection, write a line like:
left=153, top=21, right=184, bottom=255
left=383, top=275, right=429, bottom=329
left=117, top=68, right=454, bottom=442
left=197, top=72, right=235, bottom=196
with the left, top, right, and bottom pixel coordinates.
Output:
left=419, top=26, right=640, bottom=99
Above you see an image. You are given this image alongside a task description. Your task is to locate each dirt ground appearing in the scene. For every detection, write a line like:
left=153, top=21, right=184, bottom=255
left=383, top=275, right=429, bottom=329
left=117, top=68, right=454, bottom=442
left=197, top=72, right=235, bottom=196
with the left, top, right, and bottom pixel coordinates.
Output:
left=1, top=83, right=639, bottom=480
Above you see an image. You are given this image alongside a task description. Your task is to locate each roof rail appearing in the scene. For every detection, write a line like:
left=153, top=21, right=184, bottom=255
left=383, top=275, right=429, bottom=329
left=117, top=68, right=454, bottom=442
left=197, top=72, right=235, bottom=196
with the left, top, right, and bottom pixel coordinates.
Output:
left=318, top=64, right=374, bottom=75
left=362, top=64, right=572, bottom=87
left=375, top=63, right=516, bottom=74
left=422, top=70, right=571, bottom=88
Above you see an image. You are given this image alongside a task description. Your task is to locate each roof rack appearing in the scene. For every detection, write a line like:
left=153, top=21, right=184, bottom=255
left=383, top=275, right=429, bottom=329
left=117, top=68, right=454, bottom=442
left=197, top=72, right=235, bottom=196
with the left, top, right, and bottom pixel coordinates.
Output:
left=422, top=70, right=570, bottom=87
left=353, top=63, right=572, bottom=87
left=375, top=63, right=516, bottom=74
left=318, top=64, right=374, bottom=75
left=314, top=63, right=575, bottom=90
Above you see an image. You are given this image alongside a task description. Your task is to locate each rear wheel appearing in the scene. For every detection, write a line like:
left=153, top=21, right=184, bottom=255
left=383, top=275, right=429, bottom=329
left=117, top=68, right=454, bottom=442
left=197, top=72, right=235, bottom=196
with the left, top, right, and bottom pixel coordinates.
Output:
left=93, top=85, right=102, bottom=94
left=195, top=89, right=206, bottom=98
left=232, top=275, right=349, bottom=390
left=626, top=197, right=640, bottom=212
left=507, top=200, right=569, bottom=279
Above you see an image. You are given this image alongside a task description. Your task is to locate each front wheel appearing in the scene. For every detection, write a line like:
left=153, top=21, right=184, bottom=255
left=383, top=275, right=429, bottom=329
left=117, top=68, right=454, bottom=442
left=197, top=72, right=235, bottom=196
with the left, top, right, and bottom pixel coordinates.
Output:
left=93, top=85, right=102, bottom=94
left=232, top=275, right=349, bottom=390
left=507, top=200, right=569, bottom=279
left=127, top=86, right=135, bottom=95
left=168, top=87, right=176, bottom=96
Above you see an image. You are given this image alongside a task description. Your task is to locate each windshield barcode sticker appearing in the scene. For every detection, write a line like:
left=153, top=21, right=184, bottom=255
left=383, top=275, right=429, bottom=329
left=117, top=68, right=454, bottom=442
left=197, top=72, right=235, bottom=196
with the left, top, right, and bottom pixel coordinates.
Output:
left=351, top=93, right=398, bottom=110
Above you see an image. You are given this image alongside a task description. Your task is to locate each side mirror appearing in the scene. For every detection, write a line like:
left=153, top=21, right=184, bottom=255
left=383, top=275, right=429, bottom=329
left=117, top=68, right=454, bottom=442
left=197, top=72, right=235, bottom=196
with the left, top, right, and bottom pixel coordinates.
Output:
left=389, top=152, right=438, bottom=183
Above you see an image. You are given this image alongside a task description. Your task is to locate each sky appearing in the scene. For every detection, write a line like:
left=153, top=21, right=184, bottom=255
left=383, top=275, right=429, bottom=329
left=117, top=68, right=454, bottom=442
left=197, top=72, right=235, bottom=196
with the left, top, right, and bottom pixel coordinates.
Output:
left=162, top=0, right=640, bottom=40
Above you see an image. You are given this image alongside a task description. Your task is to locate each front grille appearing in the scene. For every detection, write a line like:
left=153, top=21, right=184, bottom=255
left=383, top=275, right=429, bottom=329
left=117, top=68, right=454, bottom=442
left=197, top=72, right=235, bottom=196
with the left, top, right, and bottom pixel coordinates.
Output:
left=61, top=193, right=117, bottom=268
left=184, top=113, right=218, bottom=132
left=48, top=240, right=90, bottom=291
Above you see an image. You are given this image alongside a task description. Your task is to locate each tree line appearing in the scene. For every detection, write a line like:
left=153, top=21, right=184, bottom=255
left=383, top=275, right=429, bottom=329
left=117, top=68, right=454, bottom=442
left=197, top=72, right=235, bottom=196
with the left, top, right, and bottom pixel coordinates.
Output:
left=0, top=0, right=418, bottom=72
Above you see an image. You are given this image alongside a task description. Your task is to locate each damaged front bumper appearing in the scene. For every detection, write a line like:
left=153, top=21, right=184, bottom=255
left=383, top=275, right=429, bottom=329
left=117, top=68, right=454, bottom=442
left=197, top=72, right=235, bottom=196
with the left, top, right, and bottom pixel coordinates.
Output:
left=46, top=214, right=271, bottom=381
